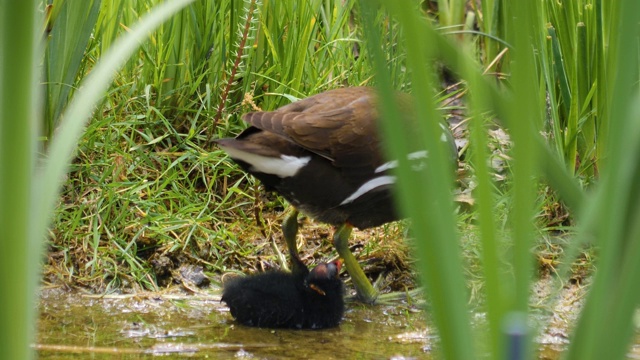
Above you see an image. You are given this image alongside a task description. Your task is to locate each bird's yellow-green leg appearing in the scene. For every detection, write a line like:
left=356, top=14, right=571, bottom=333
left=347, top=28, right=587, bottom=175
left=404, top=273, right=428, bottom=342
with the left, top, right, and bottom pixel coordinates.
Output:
left=333, top=223, right=378, bottom=304
left=282, top=208, right=305, bottom=274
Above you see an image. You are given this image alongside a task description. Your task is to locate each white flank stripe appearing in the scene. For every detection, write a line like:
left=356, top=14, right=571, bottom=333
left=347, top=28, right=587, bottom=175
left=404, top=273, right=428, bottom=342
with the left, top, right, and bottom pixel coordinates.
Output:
left=220, top=146, right=311, bottom=178
left=375, top=150, right=429, bottom=173
left=375, top=159, right=398, bottom=173
left=339, top=175, right=396, bottom=205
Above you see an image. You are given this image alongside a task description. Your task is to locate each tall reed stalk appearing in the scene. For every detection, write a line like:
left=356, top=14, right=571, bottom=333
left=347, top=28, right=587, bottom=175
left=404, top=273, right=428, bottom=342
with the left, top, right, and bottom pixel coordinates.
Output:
left=0, top=1, right=39, bottom=358
left=361, top=1, right=474, bottom=357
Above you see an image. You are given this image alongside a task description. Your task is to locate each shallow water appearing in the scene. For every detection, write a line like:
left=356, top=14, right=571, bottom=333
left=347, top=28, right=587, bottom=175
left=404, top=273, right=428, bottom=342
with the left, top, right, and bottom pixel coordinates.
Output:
left=37, top=289, right=438, bottom=359
left=38, top=283, right=640, bottom=359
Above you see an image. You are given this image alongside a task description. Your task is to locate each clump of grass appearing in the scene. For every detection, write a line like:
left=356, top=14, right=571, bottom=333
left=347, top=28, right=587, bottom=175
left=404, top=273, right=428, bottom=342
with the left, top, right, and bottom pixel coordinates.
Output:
left=43, top=0, right=415, bottom=292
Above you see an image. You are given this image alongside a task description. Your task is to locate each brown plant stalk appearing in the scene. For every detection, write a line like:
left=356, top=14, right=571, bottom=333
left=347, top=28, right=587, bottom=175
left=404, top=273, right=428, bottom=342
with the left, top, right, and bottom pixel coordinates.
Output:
left=210, top=0, right=257, bottom=140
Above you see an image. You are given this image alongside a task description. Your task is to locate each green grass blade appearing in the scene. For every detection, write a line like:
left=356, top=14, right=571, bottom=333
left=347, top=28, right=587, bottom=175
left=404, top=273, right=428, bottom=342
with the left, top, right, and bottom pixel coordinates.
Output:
left=575, top=22, right=595, bottom=178
left=0, top=1, right=39, bottom=359
left=501, top=2, right=543, bottom=356
left=437, top=0, right=466, bottom=28
left=547, top=25, right=571, bottom=121
left=594, top=0, right=610, bottom=173
left=44, top=0, right=101, bottom=139
left=566, top=0, right=640, bottom=357
left=94, top=0, right=126, bottom=54
left=158, top=6, right=188, bottom=105
left=466, top=67, right=508, bottom=359
left=478, top=0, right=501, bottom=65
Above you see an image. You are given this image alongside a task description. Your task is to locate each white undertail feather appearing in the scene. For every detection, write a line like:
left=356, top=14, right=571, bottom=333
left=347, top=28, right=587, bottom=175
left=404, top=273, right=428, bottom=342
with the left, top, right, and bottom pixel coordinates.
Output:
left=219, top=145, right=311, bottom=178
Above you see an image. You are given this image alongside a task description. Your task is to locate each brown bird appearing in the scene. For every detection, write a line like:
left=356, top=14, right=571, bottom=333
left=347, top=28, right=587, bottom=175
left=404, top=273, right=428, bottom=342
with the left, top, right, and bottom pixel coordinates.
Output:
left=215, top=87, right=456, bottom=303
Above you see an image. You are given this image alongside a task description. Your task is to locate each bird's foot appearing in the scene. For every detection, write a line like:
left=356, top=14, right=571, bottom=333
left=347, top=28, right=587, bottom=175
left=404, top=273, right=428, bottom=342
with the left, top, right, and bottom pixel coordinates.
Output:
left=372, top=287, right=424, bottom=305
left=347, top=271, right=424, bottom=305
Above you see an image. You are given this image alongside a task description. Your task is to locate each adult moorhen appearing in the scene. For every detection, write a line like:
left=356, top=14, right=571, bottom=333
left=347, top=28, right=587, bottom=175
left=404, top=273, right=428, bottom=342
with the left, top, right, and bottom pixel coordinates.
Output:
left=221, top=255, right=344, bottom=329
left=215, top=87, right=457, bottom=303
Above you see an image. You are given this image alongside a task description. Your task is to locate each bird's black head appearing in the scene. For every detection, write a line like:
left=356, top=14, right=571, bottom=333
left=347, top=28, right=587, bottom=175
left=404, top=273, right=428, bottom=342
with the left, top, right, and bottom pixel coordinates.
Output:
left=305, top=260, right=342, bottom=296
left=302, top=260, right=345, bottom=329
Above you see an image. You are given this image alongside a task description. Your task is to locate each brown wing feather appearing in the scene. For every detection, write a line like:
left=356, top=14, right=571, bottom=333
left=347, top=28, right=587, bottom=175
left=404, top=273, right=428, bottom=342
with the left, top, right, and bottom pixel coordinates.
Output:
left=241, top=87, right=384, bottom=169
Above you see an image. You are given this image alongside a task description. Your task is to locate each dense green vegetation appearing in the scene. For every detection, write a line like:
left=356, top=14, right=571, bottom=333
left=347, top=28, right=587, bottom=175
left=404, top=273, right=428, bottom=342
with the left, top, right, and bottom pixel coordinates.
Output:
left=1, top=0, right=639, bottom=358
left=44, top=0, right=420, bottom=292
